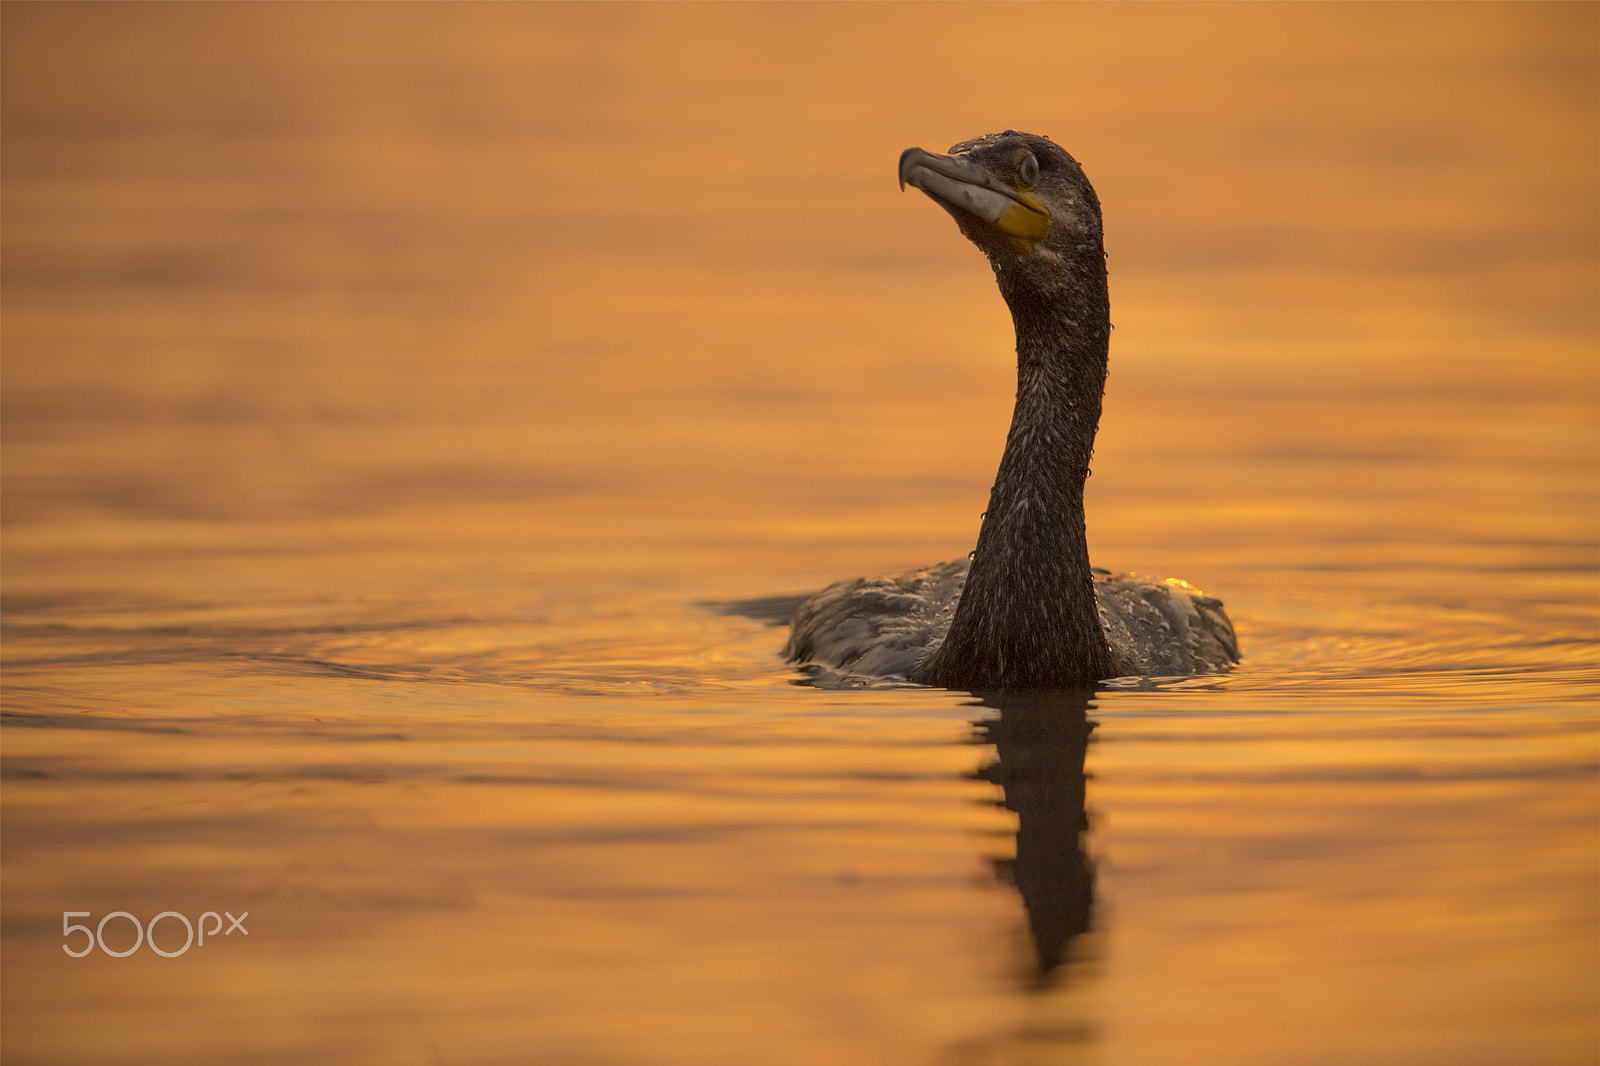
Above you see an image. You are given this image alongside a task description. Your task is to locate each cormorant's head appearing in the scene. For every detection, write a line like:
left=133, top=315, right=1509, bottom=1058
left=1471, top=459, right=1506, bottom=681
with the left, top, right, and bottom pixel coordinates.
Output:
left=899, top=131, right=1101, bottom=264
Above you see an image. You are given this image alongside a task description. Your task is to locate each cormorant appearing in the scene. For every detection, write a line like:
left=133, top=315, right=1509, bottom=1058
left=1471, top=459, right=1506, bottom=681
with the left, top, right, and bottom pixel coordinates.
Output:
left=785, top=131, right=1239, bottom=688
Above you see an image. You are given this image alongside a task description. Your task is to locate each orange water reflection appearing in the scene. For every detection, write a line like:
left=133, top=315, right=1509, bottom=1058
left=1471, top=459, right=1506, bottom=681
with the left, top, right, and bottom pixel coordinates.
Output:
left=3, top=4, right=1597, bottom=1064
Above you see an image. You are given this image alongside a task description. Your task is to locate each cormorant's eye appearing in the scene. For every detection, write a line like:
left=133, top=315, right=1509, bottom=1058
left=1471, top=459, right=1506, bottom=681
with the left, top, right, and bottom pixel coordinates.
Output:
left=1017, top=153, right=1039, bottom=188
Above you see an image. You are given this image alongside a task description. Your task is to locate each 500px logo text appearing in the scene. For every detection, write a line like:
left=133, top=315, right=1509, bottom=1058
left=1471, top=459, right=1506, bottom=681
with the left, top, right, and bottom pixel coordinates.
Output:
left=62, top=910, right=249, bottom=958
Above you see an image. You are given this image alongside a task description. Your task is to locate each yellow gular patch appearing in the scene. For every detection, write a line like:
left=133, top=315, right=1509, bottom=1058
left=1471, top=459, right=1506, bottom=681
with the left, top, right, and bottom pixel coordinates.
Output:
left=997, top=192, right=1051, bottom=255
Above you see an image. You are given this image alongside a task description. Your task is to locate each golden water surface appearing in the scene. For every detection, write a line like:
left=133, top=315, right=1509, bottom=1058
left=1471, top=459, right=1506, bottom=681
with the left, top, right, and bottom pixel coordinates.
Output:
left=3, top=4, right=1597, bottom=1064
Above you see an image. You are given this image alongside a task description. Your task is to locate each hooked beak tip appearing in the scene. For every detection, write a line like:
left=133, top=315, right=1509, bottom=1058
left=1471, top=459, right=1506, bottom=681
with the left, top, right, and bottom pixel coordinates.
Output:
left=897, top=146, right=929, bottom=193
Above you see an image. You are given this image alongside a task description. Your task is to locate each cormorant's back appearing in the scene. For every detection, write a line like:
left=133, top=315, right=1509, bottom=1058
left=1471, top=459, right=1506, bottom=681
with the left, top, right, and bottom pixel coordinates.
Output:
left=785, top=559, right=1238, bottom=687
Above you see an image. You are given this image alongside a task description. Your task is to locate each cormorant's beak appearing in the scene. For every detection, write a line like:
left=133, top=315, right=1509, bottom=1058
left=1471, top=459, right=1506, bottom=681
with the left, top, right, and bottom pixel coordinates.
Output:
left=898, top=146, right=1051, bottom=254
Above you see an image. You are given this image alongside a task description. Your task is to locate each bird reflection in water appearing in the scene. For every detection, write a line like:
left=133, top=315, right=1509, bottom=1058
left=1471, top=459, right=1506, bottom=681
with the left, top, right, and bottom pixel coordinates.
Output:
left=966, top=689, right=1097, bottom=986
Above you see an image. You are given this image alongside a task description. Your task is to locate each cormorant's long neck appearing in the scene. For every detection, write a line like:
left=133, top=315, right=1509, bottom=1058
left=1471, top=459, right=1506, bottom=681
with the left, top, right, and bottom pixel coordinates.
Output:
left=915, top=247, right=1115, bottom=687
